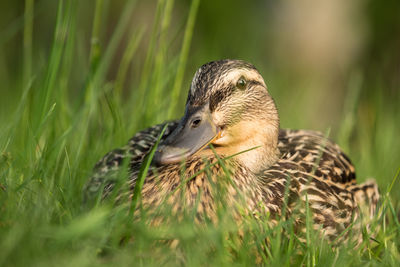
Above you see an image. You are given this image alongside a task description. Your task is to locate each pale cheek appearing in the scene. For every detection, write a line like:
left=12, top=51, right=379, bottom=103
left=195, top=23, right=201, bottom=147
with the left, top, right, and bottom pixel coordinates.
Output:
left=212, top=111, right=224, bottom=126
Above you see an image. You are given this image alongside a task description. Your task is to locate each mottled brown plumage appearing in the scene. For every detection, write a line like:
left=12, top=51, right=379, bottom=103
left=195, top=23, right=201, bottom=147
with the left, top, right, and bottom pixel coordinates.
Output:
left=84, top=59, right=379, bottom=244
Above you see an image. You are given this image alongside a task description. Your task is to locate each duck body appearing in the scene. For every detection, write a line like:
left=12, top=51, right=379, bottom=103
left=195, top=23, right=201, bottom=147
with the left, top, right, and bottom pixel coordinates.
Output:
left=85, top=60, right=379, bottom=243
left=86, top=123, right=379, bottom=242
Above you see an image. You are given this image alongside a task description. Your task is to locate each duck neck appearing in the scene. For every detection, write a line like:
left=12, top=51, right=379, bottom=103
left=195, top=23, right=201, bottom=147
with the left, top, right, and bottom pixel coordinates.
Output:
left=220, top=120, right=280, bottom=173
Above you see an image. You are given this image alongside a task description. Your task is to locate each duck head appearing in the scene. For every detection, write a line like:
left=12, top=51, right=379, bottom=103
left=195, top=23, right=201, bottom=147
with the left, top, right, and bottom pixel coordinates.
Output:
left=154, top=59, right=280, bottom=173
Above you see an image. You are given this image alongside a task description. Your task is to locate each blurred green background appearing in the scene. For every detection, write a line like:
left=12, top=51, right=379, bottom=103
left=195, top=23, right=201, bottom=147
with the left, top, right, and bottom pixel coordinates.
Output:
left=0, top=0, right=399, bottom=265
left=1, top=0, right=399, bottom=186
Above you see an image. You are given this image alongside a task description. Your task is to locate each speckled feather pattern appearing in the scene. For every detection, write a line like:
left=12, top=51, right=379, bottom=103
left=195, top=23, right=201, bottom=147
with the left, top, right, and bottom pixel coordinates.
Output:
left=84, top=121, right=379, bottom=243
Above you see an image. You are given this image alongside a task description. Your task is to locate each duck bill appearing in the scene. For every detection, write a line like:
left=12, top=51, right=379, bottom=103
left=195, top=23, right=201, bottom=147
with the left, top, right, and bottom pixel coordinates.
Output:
left=154, top=104, right=220, bottom=165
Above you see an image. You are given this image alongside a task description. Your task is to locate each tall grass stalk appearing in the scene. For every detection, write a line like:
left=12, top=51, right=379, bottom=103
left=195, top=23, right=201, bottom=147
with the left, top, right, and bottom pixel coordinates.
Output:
left=168, top=0, right=200, bottom=118
left=23, top=0, right=34, bottom=86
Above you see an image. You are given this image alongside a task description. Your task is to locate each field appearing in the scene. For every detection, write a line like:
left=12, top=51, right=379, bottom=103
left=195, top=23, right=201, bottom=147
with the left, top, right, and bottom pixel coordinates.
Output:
left=1, top=0, right=399, bottom=266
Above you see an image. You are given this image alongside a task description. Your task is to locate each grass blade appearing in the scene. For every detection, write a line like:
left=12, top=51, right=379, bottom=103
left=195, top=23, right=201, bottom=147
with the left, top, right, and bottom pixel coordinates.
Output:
left=129, top=124, right=168, bottom=216
left=168, top=0, right=201, bottom=118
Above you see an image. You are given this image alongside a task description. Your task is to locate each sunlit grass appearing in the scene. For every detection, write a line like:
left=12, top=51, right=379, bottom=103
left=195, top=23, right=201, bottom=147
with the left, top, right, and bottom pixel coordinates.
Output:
left=0, top=0, right=399, bottom=266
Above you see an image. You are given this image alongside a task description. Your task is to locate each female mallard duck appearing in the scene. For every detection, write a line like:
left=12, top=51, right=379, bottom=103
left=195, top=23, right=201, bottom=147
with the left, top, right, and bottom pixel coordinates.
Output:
left=85, top=59, right=379, bottom=243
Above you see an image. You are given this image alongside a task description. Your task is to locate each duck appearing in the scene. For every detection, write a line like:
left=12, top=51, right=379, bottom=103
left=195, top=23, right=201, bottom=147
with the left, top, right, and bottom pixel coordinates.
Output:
left=84, top=59, right=380, bottom=243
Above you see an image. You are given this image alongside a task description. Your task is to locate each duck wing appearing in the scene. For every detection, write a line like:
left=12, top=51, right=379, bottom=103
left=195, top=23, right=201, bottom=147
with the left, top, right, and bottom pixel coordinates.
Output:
left=257, top=129, right=362, bottom=242
left=277, top=129, right=357, bottom=186
left=83, top=121, right=179, bottom=203
left=259, top=158, right=358, bottom=242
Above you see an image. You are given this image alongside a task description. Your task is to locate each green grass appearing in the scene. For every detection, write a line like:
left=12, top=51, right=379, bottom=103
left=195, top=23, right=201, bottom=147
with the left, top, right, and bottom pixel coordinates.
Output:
left=1, top=0, right=400, bottom=266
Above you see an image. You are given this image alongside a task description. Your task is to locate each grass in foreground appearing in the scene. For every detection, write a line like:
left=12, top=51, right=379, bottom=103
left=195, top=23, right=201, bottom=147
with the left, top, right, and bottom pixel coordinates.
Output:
left=1, top=0, right=400, bottom=266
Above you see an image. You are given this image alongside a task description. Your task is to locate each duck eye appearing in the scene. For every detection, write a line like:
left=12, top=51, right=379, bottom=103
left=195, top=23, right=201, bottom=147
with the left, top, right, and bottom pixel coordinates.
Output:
left=191, top=118, right=202, bottom=128
left=236, top=77, right=247, bottom=90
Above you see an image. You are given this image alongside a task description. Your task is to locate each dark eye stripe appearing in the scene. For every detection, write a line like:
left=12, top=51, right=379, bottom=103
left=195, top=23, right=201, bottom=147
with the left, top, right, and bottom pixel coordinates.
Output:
left=209, top=85, right=235, bottom=111
left=248, top=80, right=263, bottom=87
left=208, top=79, right=264, bottom=111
